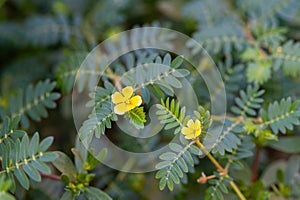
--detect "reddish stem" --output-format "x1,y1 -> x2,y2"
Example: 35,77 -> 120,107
251,146 -> 262,183
40,172 -> 61,181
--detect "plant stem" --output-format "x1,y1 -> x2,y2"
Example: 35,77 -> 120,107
40,172 -> 61,181
195,139 -> 224,172
251,145 -> 262,183
194,138 -> 246,200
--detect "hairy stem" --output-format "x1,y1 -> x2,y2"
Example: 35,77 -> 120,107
251,145 -> 262,183
194,138 -> 246,200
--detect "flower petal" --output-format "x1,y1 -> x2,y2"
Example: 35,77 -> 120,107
130,95 -> 142,107
195,119 -> 201,130
195,130 -> 201,137
181,127 -> 192,136
187,119 -> 195,128
121,86 -> 133,100
112,92 -> 126,104
184,134 -> 195,139
114,103 -> 128,115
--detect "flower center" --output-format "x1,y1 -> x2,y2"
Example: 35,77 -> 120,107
192,127 -> 200,135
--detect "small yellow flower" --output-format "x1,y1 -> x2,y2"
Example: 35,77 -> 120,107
111,86 -> 142,115
181,119 -> 201,139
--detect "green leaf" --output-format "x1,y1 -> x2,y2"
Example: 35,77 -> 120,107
84,148 -> 107,171
149,84 -> 165,100
261,160 -> 286,187
29,132 -> 39,156
169,143 -> 183,152
155,141 -> 199,191
177,157 -> 188,173
172,69 -> 190,77
246,61 -> 272,84
270,136 -> 300,153
159,152 -> 177,161
0,192 -> 15,200
205,120 -> 242,155
6,79 -> 60,128
79,83 -> 117,141
14,168 -> 29,190
155,161 -> 172,169
156,98 -> 187,134
171,55 -> 184,69
285,155 -> 300,184
260,98 -> 300,134
128,107 -> 146,129
231,84 -> 265,116
192,22 -> 247,55
273,40 -> 300,78
31,160 -> 51,174
60,191 -> 74,200
23,164 -> 41,182
167,177 -> 174,191
164,75 -> 182,88
38,136 -> 54,152
84,187 -> 112,200
52,152 -> 76,179
159,177 -> 167,190
20,135 -> 29,161
39,152 -> 58,162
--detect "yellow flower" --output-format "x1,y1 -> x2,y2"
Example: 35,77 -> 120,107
111,86 -> 142,115
181,119 -> 201,139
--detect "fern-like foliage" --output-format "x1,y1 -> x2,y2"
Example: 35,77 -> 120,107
224,135 -> 254,170
0,79 -> 60,128
0,116 -> 25,149
86,0 -> 128,36
273,40 -> 300,77
0,56 -> 51,92
231,84 -> 265,117
204,120 -> 242,155
260,97 -> 300,134
24,14 -> 71,47
56,50 -> 88,93
127,107 -> 146,129
190,22 -> 247,55
241,47 -> 273,84
182,0 -> 239,30
155,140 -> 201,191
155,99 -> 212,190
217,58 -> 245,102
120,54 -> 189,99
236,0 -> 297,25
205,172 -> 233,200
79,81 -> 117,144
247,61 -> 272,85
193,106 -> 211,131
56,25 -> 177,93
0,132 -> 57,191
1,13 -> 74,48
156,98 -> 188,135
243,40 -> 300,84
79,54 -> 189,143
251,24 -> 286,49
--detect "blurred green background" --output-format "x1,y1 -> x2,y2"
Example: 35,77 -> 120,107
1,0 -> 300,199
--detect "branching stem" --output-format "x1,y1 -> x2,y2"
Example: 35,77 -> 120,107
194,138 -> 246,200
